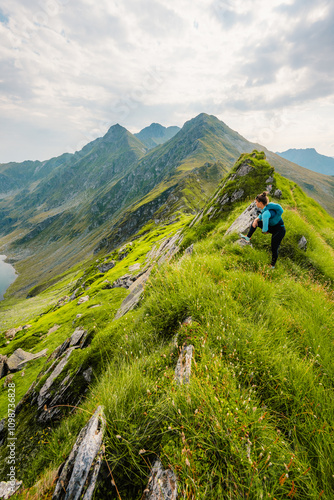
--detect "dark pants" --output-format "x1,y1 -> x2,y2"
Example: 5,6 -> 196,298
247,220 -> 286,266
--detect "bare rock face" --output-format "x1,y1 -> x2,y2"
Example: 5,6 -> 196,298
114,268 -> 152,320
52,406 -> 105,500
6,348 -> 47,373
0,480 -> 22,499
175,345 -> 194,385
143,459 -> 177,500
108,274 -> 137,289
225,202 -> 259,236
97,260 -> 116,273
298,236 -> 307,250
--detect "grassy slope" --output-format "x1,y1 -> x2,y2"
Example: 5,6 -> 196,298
0,166 -> 332,499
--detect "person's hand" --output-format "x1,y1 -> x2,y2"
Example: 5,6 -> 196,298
252,219 -> 258,228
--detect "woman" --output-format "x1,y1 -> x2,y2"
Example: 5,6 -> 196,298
241,192 -> 286,269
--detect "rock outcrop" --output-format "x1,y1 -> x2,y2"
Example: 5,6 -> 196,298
6,348 -> 47,373
298,236 -> 307,250
175,345 -> 194,385
52,406 -> 105,500
225,202 -> 259,236
143,459 -> 177,500
0,480 -> 22,499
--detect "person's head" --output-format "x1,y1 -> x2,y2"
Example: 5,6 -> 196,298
255,191 -> 269,209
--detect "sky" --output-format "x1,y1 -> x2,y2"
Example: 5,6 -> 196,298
0,0 -> 334,163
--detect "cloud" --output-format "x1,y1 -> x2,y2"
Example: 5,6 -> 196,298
0,0 -> 334,161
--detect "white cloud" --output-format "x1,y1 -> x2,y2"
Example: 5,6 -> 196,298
0,0 -> 334,161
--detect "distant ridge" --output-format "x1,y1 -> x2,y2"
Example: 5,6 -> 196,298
135,123 -> 180,149
277,148 -> 334,176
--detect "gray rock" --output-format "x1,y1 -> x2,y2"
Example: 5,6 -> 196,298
7,348 -> 47,372
107,274 -> 136,289
0,356 -> 8,380
83,367 -> 93,383
184,244 -> 194,256
175,345 -> 194,385
48,338 -> 71,362
70,328 -> 87,347
37,347 -> 75,408
274,189 -> 282,199
225,202 -> 259,236
70,288 -> 80,301
265,176 -> 274,184
235,238 -> 253,248
218,193 -> 230,206
97,260 -> 116,273
114,268 -> 152,320
77,295 -> 89,305
52,406 -> 105,500
230,189 -> 244,203
298,236 -> 307,250
143,459 -> 177,500
0,480 -> 22,499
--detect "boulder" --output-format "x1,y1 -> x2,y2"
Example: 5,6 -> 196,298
0,480 -> 22,499
97,260 -> 116,273
0,355 -> 8,380
69,328 -> 88,347
77,295 -> 89,305
143,459 -> 177,500
175,345 -> 194,385
52,406 -> 105,500
298,236 -> 307,250
6,348 -> 47,372
274,189 -> 282,199
225,202 -> 259,236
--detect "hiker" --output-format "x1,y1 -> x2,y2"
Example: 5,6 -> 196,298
241,192 -> 286,269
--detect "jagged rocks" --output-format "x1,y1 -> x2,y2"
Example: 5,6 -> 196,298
6,348 -> 47,373
298,236 -> 307,250
114,268 -> 152,320
225,202 -> 259,236
107,274 -> 136,289
0,480 -> 22,499
175,345 -> 194,385
52,406 -> 105,500
97,260 -> 116,273
184,244 -> 194,257
143,459 -> 177,500
230,189 -> 244,203
37,348 -> 76,409
274,189 -> 282,199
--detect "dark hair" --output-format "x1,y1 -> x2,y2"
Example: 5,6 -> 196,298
256,191 -> 269,205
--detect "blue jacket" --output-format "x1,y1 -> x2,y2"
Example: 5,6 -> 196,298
258,202 -> 284,232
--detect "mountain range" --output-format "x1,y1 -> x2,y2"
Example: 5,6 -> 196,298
1,113 -> 334,297
277,148 -> 334,176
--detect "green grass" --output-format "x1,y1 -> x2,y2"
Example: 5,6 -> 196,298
2,171 -> 334,499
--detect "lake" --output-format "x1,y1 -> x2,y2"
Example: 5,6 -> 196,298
0,255 -> 17,301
